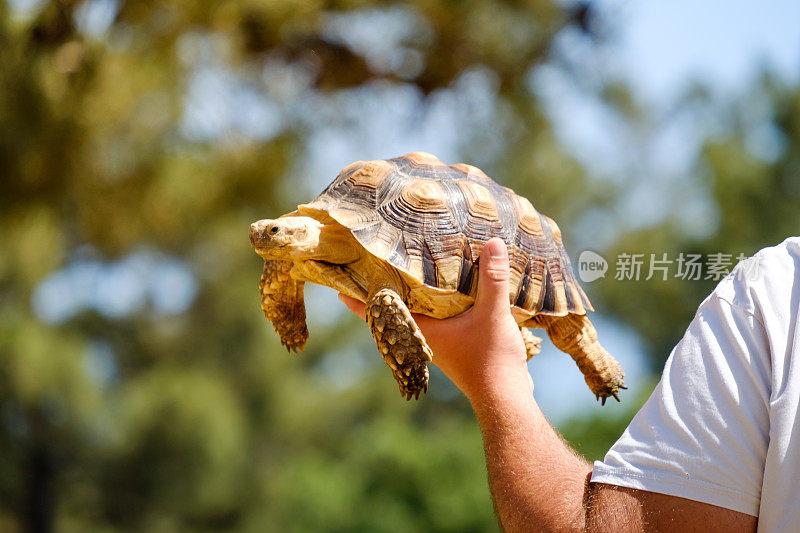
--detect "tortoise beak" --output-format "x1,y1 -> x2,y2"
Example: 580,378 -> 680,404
249,219 -> 276,251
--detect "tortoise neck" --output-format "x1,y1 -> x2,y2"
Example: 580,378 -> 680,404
300,223 -> 361,264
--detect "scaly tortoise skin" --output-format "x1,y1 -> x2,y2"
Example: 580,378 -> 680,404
249,152 -> 626,402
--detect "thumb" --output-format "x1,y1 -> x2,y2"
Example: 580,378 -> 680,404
474,238 -> 512,317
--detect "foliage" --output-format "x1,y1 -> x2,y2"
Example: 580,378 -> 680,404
593,76 -> 800,367
2,0 -> 796,530
0,0 -> 599,531
559,379 -> 657,462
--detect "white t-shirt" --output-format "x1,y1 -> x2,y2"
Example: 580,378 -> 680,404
591,237 -> 800,532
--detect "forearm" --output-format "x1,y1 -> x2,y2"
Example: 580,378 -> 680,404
468,367 -> 591,532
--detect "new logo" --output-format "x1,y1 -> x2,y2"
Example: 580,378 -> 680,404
577,250 -> 608,283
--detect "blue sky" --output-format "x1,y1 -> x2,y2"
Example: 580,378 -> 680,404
610,0 -> 800,104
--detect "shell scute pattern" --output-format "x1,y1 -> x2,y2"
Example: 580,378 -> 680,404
304,152 -> 590,317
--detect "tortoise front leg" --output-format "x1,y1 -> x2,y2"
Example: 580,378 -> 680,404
259,260 -> 308,352
365,288 -> 433,400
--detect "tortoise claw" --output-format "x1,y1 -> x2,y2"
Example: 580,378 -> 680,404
601,397 -> 607,406
612,392 -> 620,402
283,341 -> 305,353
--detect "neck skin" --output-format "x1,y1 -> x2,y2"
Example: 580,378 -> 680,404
304,224 -> 362,265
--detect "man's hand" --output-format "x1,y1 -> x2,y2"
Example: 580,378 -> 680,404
338,238 -> 530,401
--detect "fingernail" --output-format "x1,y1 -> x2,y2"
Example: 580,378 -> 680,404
486,239 -> 507,259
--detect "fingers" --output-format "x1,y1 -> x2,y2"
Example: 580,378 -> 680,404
339,239 -> 512,327
474,238 -> 512,318
338,293 -> 366,320
340,292 -> 454,337
410,311 -> 451,342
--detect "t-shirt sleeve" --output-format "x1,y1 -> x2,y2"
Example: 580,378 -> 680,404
590,289 -> 772,516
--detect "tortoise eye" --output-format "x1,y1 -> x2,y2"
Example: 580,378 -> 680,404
269,226 -> 279,235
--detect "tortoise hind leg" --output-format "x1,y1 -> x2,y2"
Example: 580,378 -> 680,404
520,327 -> 542,360
365,288 -> 433,400
533,314 -> 626,404
259,260 -> 308,352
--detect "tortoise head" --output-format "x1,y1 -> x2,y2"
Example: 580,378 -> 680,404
250,216 -> 323,260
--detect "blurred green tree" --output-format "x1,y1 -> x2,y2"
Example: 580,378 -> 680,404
0,1 -> 609,531
4,0 -> 796,530
593,75 -> 800,369
562,76 -> 800,465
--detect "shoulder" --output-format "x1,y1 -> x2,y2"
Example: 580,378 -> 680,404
712,237 -> 800,332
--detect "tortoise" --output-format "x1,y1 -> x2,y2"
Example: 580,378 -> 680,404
249,152 -> 625,402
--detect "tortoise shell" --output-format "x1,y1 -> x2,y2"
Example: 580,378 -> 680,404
298,151 -> 591,318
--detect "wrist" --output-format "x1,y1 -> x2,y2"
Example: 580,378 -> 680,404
463,362 -> 533,411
